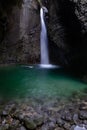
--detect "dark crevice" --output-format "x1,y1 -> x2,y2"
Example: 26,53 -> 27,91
49,39 -> 68,66
54,0 -> 82,48
50,0 -> 87,73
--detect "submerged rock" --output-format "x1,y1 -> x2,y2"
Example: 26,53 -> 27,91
17,126 -> 27,130
20,126 -> 27,130
0,124 -> 9,130
63,122 -> 71,130
0,98 -> 87,130
79,111 -> 87,120
2,103 -> 16,116
57,118 -> 65,127
74,125 -> 87,130
73,114 -> 79,124
24,117 -> 37,129
9,119 -> 20,130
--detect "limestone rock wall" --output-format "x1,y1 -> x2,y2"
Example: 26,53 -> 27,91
0,0 -> 40,64
47,0 -> 87,71
0,0 -> 87,72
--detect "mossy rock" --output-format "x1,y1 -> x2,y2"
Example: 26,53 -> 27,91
24,118 -> 36,130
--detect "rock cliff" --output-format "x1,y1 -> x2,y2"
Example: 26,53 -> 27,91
0,0 -> 40,64
0,0 -> 87,72
48,0 -> 87,73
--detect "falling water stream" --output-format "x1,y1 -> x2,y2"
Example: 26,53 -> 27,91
40,7 -> 49,65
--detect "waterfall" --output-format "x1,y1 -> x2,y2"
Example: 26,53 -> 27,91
40,7 -> 49,64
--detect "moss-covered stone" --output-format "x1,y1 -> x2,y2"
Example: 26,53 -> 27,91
24,117 -> 36,129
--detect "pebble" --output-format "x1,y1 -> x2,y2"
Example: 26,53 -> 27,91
48,121 -> 56,129
74,125 -> 87,130
24,117 -> 36,129
19,126 -> 27,130
73,114 -> 79,124
0,98 -> 87,130
57,118 -> 65,127
79,111 -> 87,120
63,122 -> 71,130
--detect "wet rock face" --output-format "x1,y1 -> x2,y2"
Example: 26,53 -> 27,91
47,0 -> 67,65
47,0 -> 87,70
0,0 -> 40,64
71,0 -> 87,32
0,0 -> 87,69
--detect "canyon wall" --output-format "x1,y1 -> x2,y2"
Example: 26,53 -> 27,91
0,0 -> 40,64
0,0 -> 87,72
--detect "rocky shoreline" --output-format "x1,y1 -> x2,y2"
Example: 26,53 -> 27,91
0,97 -> 87,130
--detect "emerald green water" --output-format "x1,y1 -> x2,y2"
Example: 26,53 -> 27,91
0,66 -> 87,100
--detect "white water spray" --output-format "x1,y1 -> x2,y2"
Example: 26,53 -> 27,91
40,7 -> 49,64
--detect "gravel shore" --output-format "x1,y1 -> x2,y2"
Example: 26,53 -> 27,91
0,96 -> 87,130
